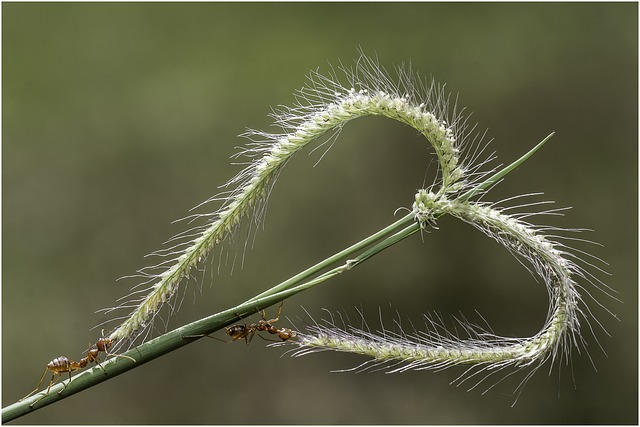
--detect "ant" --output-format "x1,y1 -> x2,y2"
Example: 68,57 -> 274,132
91,335 -> 136,368
21,335 -> 135,407
186,302 -> 297,344
226,303 -> 298,344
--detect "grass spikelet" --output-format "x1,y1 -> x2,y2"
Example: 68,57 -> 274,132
286,188 -> 614,402
103,53 -> 476,347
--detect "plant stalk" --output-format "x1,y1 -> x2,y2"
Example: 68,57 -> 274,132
3,133 -> 552,422
2,213 -> 416,423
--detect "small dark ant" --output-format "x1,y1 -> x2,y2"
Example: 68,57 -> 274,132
21,335 -> 135,407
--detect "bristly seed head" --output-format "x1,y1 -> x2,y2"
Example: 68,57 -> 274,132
97,53 -> 614,404
100,52 -> 479,348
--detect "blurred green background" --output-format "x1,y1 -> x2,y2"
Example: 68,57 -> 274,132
3,3 -> 637,424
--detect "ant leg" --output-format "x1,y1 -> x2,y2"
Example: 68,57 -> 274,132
266,302 -> 284,324
106,352 -> 136,363
29,374 -> 59,408
57,371 -> 73,395
93,358 -> 108,375
245,330 -> 256,345
183,333 -> 229,343
20,367 -> 49,401
102,342 -> 136,363
96,336 -> 136,363
87,347 -> 108,374
253,333 -> 279,343
205,334 -> 230,343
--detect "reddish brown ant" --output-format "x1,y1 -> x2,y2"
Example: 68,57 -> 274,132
92,335 -> 136,366
226,303 -> 298,344
21,335 -> 135,407
185,302 -> 297,344
20,356 -> 88,407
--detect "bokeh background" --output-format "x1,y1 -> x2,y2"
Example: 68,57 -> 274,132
3,3 -> 637,424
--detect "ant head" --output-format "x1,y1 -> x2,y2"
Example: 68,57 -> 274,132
96,337 -> 112,352
278,329 -> 297,341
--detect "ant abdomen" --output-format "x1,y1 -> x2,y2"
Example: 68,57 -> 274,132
48,357 -> 82,373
